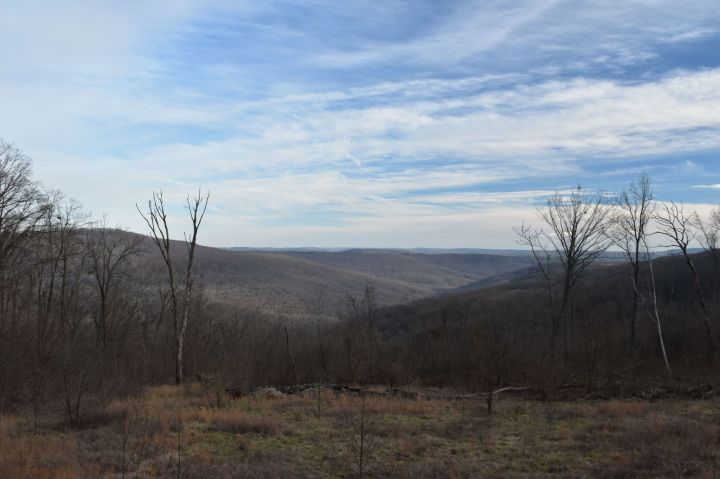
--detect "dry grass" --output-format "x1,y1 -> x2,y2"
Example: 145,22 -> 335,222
194,407 -> 281,435
597,399 -> 648,416
0,415 -> 89,478
0,385 -> 718,478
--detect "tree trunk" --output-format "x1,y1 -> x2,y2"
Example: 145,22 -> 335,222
686,257 -> 715,364
644,246 -> 672,379
175,335 -> 184,385
284,326 -> 299,385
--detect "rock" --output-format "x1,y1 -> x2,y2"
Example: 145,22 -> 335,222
252,387 -> 285,399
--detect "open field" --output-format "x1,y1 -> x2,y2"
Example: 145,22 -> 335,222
1,384 -> 718,478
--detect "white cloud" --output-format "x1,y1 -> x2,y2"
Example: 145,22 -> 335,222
19,67 -> 720,247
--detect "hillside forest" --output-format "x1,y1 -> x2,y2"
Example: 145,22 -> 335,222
0,139 -> 719,426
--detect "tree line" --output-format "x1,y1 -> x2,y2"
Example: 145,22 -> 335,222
0,139 -> 718,426
379,174 -> 720,394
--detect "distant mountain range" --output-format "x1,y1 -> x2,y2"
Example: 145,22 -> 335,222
193,247 -> 534,314
190,245 -> 697,313
114,233 -> 700,318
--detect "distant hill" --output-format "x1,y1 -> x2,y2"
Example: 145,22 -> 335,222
191,248 -> 534,314
110,235 -> 535,316
373,250 -> 719,338
109,232 -> 701,319
190,246 -> 449,314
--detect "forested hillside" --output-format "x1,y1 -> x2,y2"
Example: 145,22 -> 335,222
1,140 -> 719,433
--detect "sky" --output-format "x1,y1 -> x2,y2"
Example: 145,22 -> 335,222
1,0 -> 720,248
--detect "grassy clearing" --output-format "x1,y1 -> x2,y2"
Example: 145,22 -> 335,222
0,384 -> 718,478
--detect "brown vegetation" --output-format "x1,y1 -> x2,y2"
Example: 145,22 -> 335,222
1,384 -> 719,478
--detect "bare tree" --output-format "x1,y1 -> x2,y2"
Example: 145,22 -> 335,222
138,190 -> 209,384
343,285 -> 378,384
85,218 -> 141,349
349,387 -> 378,478
655,202 -> 715,364
611,173 -> 654,355
33,192 -> 81,360
640,237 -> 672,379
693,207 -> 720,304
0,141 -> 49,328
30,192 -> 86,428
516,186 -> 611,361
472,317 -> 510,414
515,224 -> 559,349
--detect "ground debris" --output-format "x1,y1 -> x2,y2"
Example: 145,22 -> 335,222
635,383 -> 715,400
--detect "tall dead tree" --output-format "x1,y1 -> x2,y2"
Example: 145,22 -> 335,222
611,173 -> 654,355
138,190 -> 209,384
610,175 -> 671,377
516,186 -> 611,361
655,202 -> 715,364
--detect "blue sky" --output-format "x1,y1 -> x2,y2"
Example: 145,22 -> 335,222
2,0 -> 720,247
